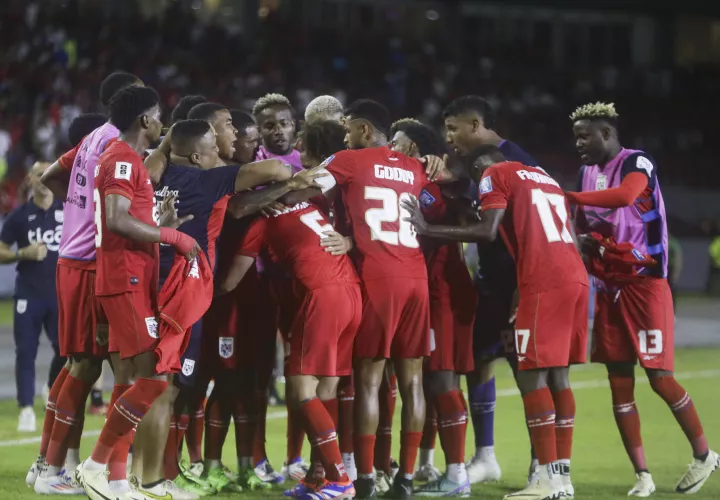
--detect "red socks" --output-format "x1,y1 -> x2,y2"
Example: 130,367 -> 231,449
552,388 -> 576,461
399,432 -> 423,477
355,434 -> 376,477
522,387 -> 557,465
420,403 -> 437,451
287,404 -> 305,463
337,376 -> 354,455
185,397 -> 205,464
39,367 -> 69,456
374,373 -> 397,474
609,376 -> 647,471
234,395 -> 253,462
204,391 -> 231,461
299,398 -> 348,482
107,384 -> 133,481
649,376 -> 709,458
91,378 -> 168,464
163,414 -> 189,479
436,390 -> 468,465
46,375 -> 93,467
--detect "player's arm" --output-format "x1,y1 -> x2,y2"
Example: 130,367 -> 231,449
41,150 -> 74,200
144,131 -> 172,185
403,197 -> 505,242
217,255 -> 256,295
0,213 -> 48,263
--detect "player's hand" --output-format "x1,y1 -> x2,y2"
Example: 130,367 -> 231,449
401,196 -> 429,235
157,124 -> 174,154
185,241 -> 202,262
421,154 -> 453,182
18,243 -> 48,261
158,194 -> 194,229
287,165 -> 328,190
321,231 -> 353,255
160,228 -> 199,261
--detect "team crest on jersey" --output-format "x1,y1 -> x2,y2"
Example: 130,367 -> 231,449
16,299 -> 27,315
218,337 -> 234,359
145,317 -> 159,339
418,189 -> 436,209
182,359 -> 195,376
596,174 -> 607,191
319,155 -> 335,168
480,177 -> 493,195
115,161 -> 132,180
631,249 -> 644,261
54,210 -> 64,223
636,156 -> 653,176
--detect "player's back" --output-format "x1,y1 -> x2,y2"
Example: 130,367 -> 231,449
483,162 -> 587,293
60,122 -> 119,261
324,147 -> 429,280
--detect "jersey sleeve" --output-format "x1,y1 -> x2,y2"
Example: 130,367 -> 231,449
317,150 -> 355,193
58,144 -> 80,171
0,209 -> 19,246
478,167 -> 509,211
102,156 -> 143,200
200,165 -> 242,201
418,183 -> 447,222
620,152 -> 657,190
236,217 -> 267,258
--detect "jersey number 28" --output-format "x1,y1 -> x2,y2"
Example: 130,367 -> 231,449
364,187 -> 418,248
531,189 -> 573,244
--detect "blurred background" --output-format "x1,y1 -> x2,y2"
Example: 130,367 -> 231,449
0,0 -> 719,296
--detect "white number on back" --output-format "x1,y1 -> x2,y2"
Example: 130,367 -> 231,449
514,329 -> 530,354
299,210 -> 334,239
531,189 -> 573,243
93,188 -> 102,247
364,187 -> 418,248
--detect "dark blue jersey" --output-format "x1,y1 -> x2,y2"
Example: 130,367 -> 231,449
154,164 -> 239,286
0,199 -> 64,299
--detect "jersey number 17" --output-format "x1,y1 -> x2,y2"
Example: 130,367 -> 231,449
531,188 -> 573,244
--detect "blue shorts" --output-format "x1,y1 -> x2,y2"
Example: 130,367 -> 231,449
175,319 -> 203,387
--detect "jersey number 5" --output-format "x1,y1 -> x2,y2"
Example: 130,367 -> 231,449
93,188 -> 102,247
531,189 -> 573,244
299,210 -> 333,239
364,187 -> 418,248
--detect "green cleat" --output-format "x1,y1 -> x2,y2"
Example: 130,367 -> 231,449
204,466 -> 243,493
238,466 -> 272,491
174,474 -> 217,497
414,474 -> 472,498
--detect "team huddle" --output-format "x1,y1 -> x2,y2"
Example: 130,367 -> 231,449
22,71 -> 719,500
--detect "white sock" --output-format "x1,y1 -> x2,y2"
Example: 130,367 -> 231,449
84,458 -> 106,471
342,453 -> 356,481
476,445 -> 495,460
65,448 -> 80,471
206,459 -> 222,470
109,479 -> 129,494
419,448 -> 434,466
447,463 -> 467,484
42,464 -> 62,478
237,456 -> 252,469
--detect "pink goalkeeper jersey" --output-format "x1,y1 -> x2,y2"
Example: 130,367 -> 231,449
255,145 -> 303,174
59,122 -> 119,261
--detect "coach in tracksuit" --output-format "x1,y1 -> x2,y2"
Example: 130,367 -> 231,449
0,161 -> 65,432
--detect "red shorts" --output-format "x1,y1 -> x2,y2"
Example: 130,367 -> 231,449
426,277 -> 476,373
56,260 -> 107,358
355,278 -> 431,359
286,283 -> 362,377
99,292 -> 158,360
514,282 -> 589,370
591,279 -> 674,371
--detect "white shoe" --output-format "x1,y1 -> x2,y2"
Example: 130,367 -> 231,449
26,456 -> 45,487
281,458 -> 310,481
466,448 -> 502,484
375,470 -> 392,494
675,449 -> 720,494
34,473 -> 85,495
159,479 -> 200,500
75,460 -> 115,500
415,463 -> 442,482
628,472 -> 656,497
527,458 -> 540,488
504,463 -> 563,500
187,461 -> 204,478
18,406 -> 36,432
254,459 -> 285,484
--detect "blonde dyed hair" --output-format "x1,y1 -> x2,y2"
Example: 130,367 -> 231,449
570,102 -> 619,122
252,93 -> 292,116
304,95 -> 343,123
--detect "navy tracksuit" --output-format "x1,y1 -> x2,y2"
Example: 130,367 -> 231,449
0,199 -> 65,407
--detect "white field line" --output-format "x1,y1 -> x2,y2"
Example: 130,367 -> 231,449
1,369 -> 718,448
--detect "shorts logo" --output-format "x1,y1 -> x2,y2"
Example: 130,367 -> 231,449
145,317 -> 159,339
181,359 -> 195,376
16,299 -> 27,314
480,177 -> 493,195
115,161 -> 132,180
55,210 -> 64,223
219,337 -> 234,359
418,189 -> 436,209
595,174 -> 607,191
429,328 -> 436,352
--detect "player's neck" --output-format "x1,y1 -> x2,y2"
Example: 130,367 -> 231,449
119,130 -> 150,156
478,131 -> 503,147
264,143 -> 293,157
32,192 -> 53,210
600,143 -> 623,167
168,154 -> 197,168
369,136 -> 387,148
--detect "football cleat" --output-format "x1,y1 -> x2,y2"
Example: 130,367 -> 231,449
354,476 -> 377,499
298,479 -> 355,499
33,473 -> 86,495
255,459 -> 285,484
415,464 -> 442,483
238,466 -> 271,491
414,474 -> 471,497
26,456 -> 45,487
18,406 -> 37,432
385,475 -> 413,498
466,449 -> 502,484
628,472 -> 655,497
75,460 -> 116,500
282,458 -> 311,482
674,449 -> 719,494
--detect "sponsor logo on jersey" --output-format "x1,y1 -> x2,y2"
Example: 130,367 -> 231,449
145,317 -> 159,339
219,337 -> 234,358
114,161 -> 132,180
76,172 -> 86,187
182,359 -> 195,376
636,156 -> 653,176
28,214 -> 37,221
16,299 -> 27,314
55,210 -> 64,223
67,193 -> 87,209
374,164 -> 415,185
28,227 -> 62,252
480,177 -> 493,194
516,169 -> 560,188
418,189 -> 436,208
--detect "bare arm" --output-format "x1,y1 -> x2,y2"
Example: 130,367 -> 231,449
105,194 -> 164,242
41,161 -> 71,200
218,254 -> 256,294
0,241 -> 48,264
403,197 -> 505,243
144,134 -> 172,185
233,159 -> 292,192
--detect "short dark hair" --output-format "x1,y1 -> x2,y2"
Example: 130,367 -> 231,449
187,102 -> 228,122
170,95 -> 208,125
469,144 -> 505,164
100,72 -> 140,107
442,95 -> 496,129
68,113 -> 107,147
302,120 -> 347,162
109,86 -> 160,133
229,109 -> 256,135
390,119 -> 446,157
170,120 -> 212,155
344,99 -> 391,138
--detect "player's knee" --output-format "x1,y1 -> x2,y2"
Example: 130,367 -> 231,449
515,369 -> 547,395
605,362 -> 635,378
317,376 -> 340,401
474,359 -> 496,383
547,367 -> 571,392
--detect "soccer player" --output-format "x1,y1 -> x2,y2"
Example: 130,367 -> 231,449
170,95 -> 208,125
75,86 -> 200,500
219,121 -> 362,500
299,99 -> 442,498
443,95 -> 540,484
304,95 -> 344,124
253,93 -> 303,170
31,72 -> 142,495
403,145 -> 589,500
390,119 -> 474,496
230,109 -> 261,164
567,102 -> 719,496
0,161 -> 64,432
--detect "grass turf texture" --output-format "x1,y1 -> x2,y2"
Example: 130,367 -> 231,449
0,348 -> 717,499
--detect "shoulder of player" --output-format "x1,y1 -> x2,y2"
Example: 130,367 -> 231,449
621,151 -> 657,177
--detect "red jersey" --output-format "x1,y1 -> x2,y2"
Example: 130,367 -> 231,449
479,161 -> 587,294
320,147 -> 430,280
94,140 -> 159,296
206,195 -> 230,270
237,202 -> 359,291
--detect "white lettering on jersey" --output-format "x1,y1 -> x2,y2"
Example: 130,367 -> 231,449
374,164 -> 415,185
187,258 -> 200,279
27,227 -> 63,252
114,161 -> 132,180
636,156 -> 654,176
155,186 -> 180,198
516,169 -> 560,188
